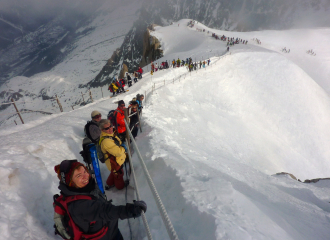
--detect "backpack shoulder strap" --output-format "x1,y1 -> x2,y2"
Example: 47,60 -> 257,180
101,136 -> 121,147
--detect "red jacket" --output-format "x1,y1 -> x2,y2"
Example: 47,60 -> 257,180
115,108 -> 126,134
137,67 -> 143,74
120,79 -> 125,87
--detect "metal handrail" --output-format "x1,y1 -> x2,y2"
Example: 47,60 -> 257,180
124,119 -> 179,240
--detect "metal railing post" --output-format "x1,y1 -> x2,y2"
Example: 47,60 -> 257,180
81,92 -> 85,104
11,98 -> 24,124
55,95 -> 63,112
89,89 -> 94,102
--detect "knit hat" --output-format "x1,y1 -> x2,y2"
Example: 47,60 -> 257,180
54,160 -> 88,187
118,100 -> 125,106
91,110 -> 101,118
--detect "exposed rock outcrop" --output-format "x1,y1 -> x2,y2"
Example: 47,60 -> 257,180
140,25 -> 163,67
304,178 -> 330,183
274,172 -> 330,184
119,64 -> 128,79
274,172 -> 298,180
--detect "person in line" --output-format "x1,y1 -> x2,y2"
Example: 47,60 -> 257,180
111,81 -> 118,96
115,79 -> 125,93
126,73 -> 132,87
54,160 -> 147,240
133,71 -> 138,83
136,95 -> 144,115
129,101 -> 139,139
115,100 -> 127,142
151,62 -> 155,73
176,58 -> 181,67
85,111 -> 102,143
137,67 -> 143,79
99,119 -> 128,190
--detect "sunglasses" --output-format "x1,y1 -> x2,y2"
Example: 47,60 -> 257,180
120,104 -> 125,107
93,114 -> 101,119
103,126 -> 113,130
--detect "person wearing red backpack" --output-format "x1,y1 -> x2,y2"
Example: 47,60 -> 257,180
54,160 -> 147,240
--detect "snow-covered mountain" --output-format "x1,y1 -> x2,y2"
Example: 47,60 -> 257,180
0,0 -> 329,126
1,19 -> 330,240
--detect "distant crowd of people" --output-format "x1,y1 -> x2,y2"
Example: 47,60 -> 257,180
282,47 -> 290,53
307,49 -> 316,56
108,67 -> 144,96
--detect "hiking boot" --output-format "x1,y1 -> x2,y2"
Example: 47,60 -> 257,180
105,184 -> 115,190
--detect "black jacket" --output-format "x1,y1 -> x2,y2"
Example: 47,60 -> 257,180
129,111 -> 139,130
58,181 -> 139,240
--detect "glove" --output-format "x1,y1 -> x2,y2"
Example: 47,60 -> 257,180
126,200 -> 147,218
134,200 -> 147,213
121,143 -> 128,152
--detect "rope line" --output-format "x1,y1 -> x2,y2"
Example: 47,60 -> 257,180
125,121 -> 153,240
125,119 -> 179,240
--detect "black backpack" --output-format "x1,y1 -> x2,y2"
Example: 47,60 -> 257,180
84,121 -> 99,143
107,110 -> 119,129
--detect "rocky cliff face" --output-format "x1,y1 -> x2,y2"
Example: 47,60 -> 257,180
90,0 -> 329,85
140,25 -> 163,67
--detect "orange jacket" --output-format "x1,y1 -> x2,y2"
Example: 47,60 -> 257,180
115,108 -> 126,134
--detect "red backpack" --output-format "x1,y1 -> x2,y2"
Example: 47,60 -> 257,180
53,194 -> 108,240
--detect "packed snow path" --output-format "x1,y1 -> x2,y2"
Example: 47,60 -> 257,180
1,19 -> 330,239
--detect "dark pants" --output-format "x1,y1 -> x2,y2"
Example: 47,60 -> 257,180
106,169 -> 124,190
130,126 -> 138,139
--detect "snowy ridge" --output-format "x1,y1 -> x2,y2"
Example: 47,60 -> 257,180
1,19 -> 330,239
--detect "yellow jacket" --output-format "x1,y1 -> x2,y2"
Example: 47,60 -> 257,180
111,83 -> 118,91
99,132 -> 126,171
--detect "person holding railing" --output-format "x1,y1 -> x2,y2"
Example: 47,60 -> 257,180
129,101 -> 139,139
99,119 -> 128,190
54,159 -> 147,240
136,95 -> 144,115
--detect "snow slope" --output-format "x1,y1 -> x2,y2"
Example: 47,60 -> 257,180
1,19 -> 330,240
0,0 -> 142,126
